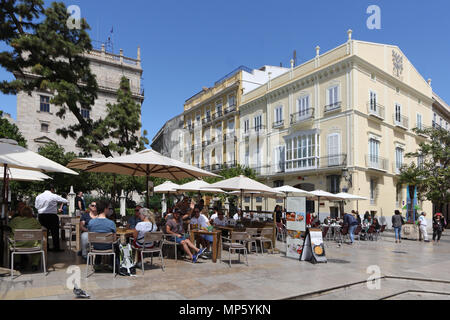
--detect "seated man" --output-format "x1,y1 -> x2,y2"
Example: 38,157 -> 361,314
190,206 -> 213,253
213,211 -> 228,227
8,206 -> 42,271
127,205 -> 142,229
87,201 -> 117,270
165,208 -> 205,263
209,207 -> 219,224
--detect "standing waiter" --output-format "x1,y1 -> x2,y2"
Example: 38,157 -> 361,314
35,185 -> 68,252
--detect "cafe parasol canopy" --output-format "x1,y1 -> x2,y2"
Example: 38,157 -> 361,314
67,149 -> 220,207
0,139 -> 78,218
273,185 -> 313,210
308,190 -> 344,217
154,181 -> 181,194
0,167 -> 52,182
177,179 -> 225,194
335,192 -> 368,213
208,175 -> 282,209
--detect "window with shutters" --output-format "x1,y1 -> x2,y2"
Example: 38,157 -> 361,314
395,147 -> 404,172
395,103 -> 402,123
40,96 -> 50,113
416,113 -> 423,130
274,146 -> 286,173
274,106 -> 283,125
297,95 -> 310,115
254,115 -> 262,132
327,175 -> 341,194
327,133 -> 341,166
370,178 -> 378,204
369,91 -> 377,112
327,85 -> 339,106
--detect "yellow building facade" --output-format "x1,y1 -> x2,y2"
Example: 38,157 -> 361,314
238,31 -> 449,225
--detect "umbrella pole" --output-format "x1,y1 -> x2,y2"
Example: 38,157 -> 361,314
1,164 -> 7,220
146,174 -> 150,209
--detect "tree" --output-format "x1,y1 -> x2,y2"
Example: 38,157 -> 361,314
0,1 -> 146,158
0,110 -> 27,147
399,126 -> 450,219
100,76 -> 148,155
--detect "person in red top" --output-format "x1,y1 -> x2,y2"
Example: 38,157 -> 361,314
306,213 -> 312,226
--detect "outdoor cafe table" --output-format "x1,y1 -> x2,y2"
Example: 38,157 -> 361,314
116,228 -> 134,244
189,229 -> 222,263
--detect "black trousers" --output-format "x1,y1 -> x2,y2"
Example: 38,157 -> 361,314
38,214 -> 61,250
433,229 -> 442,241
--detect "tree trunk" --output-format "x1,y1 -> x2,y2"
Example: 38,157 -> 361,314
409,186 -> 415,222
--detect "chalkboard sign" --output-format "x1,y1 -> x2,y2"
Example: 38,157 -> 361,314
300,228 -> 327,264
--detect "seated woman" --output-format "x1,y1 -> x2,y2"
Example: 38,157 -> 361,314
132,208 -> 158,248
8,206 -> 42,271
372,218 -> 381,231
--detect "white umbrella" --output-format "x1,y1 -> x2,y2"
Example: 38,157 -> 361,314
273,186 -> 313,211
67,149 -> 220,207
0,167 -> 52,182
154,181 -> 181,194
209,175 -> 282,209
0,139 -> 78,219
177,179 -> 225,194
335,192 -> 368,213
0,139 -> 78,175
308,190 -> 344,218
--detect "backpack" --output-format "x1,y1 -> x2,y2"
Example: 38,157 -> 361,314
118,243 -> 136,276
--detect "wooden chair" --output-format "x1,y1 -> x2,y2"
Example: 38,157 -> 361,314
9,229 -> 46,278
253,228 -> 274,254
86,233 -> 117,278
221,232 -> 249,267
133,232 -> 164,274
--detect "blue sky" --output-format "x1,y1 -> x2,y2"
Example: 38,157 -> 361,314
1,0 -> 449,145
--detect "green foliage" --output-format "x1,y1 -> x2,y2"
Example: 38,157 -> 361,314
0,1 -> 147,158
204,164 -> 257,184
400,126 -> 450,212
99,76 -> 149,155
0,110 -> 27,147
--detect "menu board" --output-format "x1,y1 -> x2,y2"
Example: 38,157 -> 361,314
300,228 -> 327,264
285,197 -> 306,259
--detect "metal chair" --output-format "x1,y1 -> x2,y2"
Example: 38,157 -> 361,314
133,232 -> 165,274
244,228 -> 259,254
162,234 -> 186,262
221,232 -> 249,267
62,217 -> 79,250
376,225 -> 386,241
367,225 -> 376,241
276,222 -> 287,242
353,225 -> 362,241
86,232 -> 117,278
9,229 -> 47,278
338,225 -> 349,243
253,228 -> 274,254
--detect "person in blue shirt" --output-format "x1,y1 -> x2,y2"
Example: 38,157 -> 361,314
87,201 -> 117,270
343,212 -> 359,244
127,205 -> 142,229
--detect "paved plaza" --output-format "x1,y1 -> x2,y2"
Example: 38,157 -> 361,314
1,232 -> 450,300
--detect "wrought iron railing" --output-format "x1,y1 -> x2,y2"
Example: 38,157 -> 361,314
324,101 -> 342,113
367,102 -> 385,120
290,108 -> 314,124
366,155 -> 389,171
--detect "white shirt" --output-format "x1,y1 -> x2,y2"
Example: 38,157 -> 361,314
210,213 -> 218,221
419,215 -> 428,227
35,190 -> 68,214
213,217 -> 228,226
191,214 -> 210,229
135,221 -> 157,247
233,213 -> 239,220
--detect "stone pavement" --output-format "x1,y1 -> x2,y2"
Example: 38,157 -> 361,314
1,233 -> 450,300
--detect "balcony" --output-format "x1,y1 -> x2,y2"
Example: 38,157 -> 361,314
223,161 -> 237,169
367,102 -> 385,120
366,155 -> 389,171
211,110 -> 223,121
393,114 -> 409,130
223,132 -> 236,141
253,125 -> 266,136
432,121 -> 444,130
224,104 -> 237,115
324,101 -> 342,113
211,163 -> 223,172
285,154 -> 347,173
290,108 -> 314,125
202,116 -> 212,126
273,120 -> 284,128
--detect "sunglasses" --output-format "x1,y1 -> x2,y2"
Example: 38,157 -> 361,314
90,204 -> 96,207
